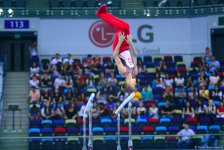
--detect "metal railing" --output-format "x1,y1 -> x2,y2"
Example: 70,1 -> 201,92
0,134 -> 223,150
0,5 -> 224,18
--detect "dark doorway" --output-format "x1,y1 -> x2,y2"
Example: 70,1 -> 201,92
211,28 -> 224,61
0,31 -> 37,71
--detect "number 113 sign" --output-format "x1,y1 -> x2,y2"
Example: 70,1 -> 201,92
4,20 -> 29,29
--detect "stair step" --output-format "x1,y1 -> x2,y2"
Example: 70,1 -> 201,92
1,72 -> 29,150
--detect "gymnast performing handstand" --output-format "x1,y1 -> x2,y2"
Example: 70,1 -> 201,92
96,4 -> 138,93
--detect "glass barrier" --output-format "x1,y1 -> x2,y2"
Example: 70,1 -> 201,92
0,5 -> 224,18
0,134 -> 223,150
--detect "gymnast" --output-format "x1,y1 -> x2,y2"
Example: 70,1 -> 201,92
96,4 -> 138,93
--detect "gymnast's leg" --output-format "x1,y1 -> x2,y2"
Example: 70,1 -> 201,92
96,4 -> 130,34
96,4 -> 130,52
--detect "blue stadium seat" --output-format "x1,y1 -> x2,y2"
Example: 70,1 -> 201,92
132,126 -> 142,135
53,119 -> 65,128
199,117 -> 211,125
174,55 -> 183,63
196,125 -> 208,134
145,62 -> 155,68
160,118 -> 171,126
29,120 -> 41,128
92,127 -> 104,135
105,127 -> 116,135
41,128 -> 53,136
41,120 -> 52,128
209,125 -> 221,133
29,128 -> 41,136
213,100 -> 220,106
100,118 -> 113,127
158,102 -> 166,108
168,126 -> 180,134
136,118 -> 147,127
155,126 -> 167,134
66,127 -> 79,135
152,87 -> 164,94
171,117 -> 182,126
80,127 -> 89,134
143,56 -> 152,63
153,95 -> 163,101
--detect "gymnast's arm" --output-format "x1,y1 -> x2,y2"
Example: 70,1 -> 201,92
127,35 -> 138,74
113,32 -> 126,75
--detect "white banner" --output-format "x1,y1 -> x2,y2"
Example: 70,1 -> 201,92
38,17 -> 209,55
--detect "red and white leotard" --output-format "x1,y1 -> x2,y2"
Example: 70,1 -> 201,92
96,4 -> 135,77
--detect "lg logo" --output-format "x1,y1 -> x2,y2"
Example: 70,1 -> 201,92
137,25 -> 154,43
89,20 -> 154,47
89,20 -> 115,48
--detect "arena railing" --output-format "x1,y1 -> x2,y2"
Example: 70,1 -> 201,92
41,53 -> 205,68
0,5 -> 224,18
0,134 -> 223,149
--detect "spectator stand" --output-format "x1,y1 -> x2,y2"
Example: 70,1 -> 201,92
26,53 -> 224,149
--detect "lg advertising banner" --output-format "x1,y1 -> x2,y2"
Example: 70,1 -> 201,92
38,17 -> 208,55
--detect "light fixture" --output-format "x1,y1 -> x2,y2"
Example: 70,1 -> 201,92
146,13 -> 150,17
200,8 -> 204,14
8,8 -> 13,14
107,1 -> 112,5
123,10 -> 126,15
0,8 -> 3,13
158,0 -> 167,7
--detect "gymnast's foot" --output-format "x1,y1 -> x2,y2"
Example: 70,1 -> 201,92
96,4 -> 108,16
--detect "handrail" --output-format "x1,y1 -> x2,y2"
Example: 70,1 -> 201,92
0,5 -> 224,18
0,58 -> 5,126
0,133 -> 223,140
40,53 -> 205,58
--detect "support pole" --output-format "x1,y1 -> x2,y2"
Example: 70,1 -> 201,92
115,93 -> 135,150
128,102 -> 133,150
82,117 -> 87,150
88,104 -> 93,150
117,113 -> 121,150
83,93 -> 95,150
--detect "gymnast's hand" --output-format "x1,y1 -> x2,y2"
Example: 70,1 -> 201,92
126,34 -> 133,45
118,32 -> 125,44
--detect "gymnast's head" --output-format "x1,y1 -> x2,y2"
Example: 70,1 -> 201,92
122,77 -> 137,93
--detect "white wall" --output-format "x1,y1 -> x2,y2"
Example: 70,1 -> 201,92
0,15 -> 223,56
190,17 -> 209,53
38,18 -> 201,55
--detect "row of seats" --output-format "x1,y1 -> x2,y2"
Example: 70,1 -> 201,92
49,0 -> 120,8
144,0 -> 224,7
28,135 -> 209,150
30,116 -> 224,128
0,0 -> 26,8
29,124 -> 221,136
